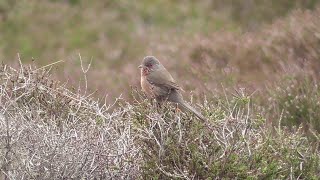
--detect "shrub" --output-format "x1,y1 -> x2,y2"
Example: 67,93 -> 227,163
0,61 -> 139,179
0,62 -> 319,179
132,89 -> 320,179
267,76 -> 320,133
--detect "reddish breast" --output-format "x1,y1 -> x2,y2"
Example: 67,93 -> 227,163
141,75 -> 154,98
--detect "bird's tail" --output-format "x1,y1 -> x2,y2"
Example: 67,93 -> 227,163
178,101 -> 207,122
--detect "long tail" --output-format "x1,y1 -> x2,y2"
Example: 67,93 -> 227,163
178,101 -> 207,122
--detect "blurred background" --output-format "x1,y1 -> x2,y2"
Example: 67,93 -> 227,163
0,0 -> 319,103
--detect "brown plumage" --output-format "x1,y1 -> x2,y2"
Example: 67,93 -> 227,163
139,56 -> 207,121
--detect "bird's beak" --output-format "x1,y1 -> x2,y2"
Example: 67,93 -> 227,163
138,65 -> 143,69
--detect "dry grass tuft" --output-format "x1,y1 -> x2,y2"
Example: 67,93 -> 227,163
0,60 -> 139,179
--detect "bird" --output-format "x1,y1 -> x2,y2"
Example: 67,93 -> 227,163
139,56 -> 207,121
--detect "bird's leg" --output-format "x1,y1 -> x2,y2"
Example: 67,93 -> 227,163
155,97 -> 163,109
156,102 -> 162,113
156,101 -> 162,109
174,103 -> 183,116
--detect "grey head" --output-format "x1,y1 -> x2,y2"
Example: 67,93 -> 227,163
139,56 -> 162,70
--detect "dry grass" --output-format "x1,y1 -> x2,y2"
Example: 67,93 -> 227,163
0,60 -> 319,179
0,60 -> 139,179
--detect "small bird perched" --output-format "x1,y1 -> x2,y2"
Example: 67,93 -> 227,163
139,56 -> 206,121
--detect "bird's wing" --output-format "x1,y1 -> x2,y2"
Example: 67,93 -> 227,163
146,68 -> 181,90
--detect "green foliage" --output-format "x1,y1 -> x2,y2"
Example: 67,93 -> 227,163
269,77 -> 320,132
1,0 -> 319,62
132,91 -> 320,179
214,0 -> 319,29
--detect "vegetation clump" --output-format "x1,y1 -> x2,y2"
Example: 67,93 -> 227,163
0,62 -> 318,179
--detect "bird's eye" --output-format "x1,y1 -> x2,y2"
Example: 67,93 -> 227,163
146,64 -> 152,67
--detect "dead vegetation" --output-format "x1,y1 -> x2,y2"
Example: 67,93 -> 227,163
0,60 -> 319,179
0,59 -> 139,179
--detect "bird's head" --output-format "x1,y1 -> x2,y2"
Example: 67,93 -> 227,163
138,56 -> 162,73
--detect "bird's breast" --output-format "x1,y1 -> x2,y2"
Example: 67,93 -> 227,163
141,76 -> 154,98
